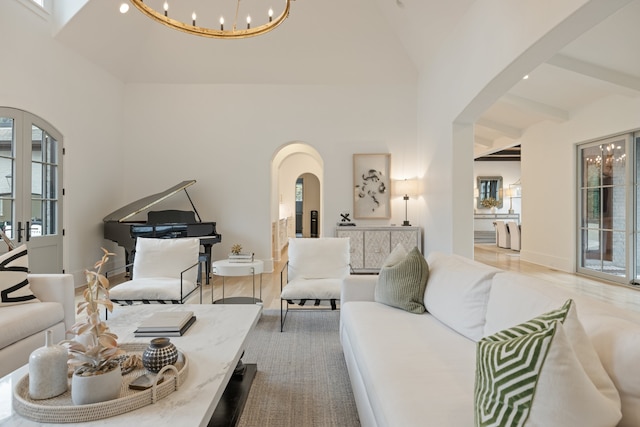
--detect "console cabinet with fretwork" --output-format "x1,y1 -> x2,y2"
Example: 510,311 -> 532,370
336,226 -> 421,273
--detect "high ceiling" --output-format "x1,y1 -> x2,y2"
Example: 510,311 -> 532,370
474,1 -> 640,158
52,0 -> 640,156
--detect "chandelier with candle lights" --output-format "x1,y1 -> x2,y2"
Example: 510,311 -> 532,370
128,0 -> 292,39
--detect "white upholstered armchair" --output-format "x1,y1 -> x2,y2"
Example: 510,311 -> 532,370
507,221 -> 521,251
495,220 -> 511,249
280,237 -> 350,331
109,237 -> 202,305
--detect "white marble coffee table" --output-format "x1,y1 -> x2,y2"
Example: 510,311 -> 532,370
0,303 -> 261,427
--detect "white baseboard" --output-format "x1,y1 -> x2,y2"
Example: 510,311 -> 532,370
520,249 -> 574,273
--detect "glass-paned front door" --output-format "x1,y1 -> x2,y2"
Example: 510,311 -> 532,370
31,124 -> 58,238
0,117 -> 15,242
0,108 -> 63,273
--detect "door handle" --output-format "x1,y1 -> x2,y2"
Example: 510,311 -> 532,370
17,221 -> 22,243
26,221 -> 30,242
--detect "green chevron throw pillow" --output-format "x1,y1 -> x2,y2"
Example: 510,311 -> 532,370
475,299 -> 621,427
375,246 -> 428,313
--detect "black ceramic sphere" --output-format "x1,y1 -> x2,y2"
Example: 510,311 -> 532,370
142,337 -> 178,373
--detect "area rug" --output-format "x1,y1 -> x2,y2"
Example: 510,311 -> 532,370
237,309 -> 361,427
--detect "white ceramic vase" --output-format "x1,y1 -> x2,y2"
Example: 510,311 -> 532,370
28,330 -> 68,399
71,364 -> 122,405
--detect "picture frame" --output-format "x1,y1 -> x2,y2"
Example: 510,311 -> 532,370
353,153 -> 391,219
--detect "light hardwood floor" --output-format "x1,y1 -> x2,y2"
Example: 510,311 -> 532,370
102,256 -> 289,310
474,244 -> 640,314
97,244 -> 640,314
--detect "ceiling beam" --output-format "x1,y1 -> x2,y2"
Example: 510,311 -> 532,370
474,136 -> 494,147
501,93 -> 569,122
547,54 -> 640,92
475,118 -> 522,139
475,145 -> 521,162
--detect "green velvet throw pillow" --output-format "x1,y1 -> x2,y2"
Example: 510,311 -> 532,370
374,246 -> 428,313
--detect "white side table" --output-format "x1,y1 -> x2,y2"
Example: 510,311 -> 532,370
211,259 -> 264,304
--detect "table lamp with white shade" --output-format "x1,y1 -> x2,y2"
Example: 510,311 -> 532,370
394,178 -> 419,226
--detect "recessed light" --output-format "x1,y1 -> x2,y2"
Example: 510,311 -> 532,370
522,75 -> 529,80
119,3 -> 130,14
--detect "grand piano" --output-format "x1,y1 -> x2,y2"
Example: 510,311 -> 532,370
103,180 -> 221,282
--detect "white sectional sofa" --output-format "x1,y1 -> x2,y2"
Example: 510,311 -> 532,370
340,252 -> 640,427
0,274 -> 75,377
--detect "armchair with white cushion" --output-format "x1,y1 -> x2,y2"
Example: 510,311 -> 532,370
507,221 -> 521,251
280,237 -> 350,331
109,237 -> 202,305
495,220 -> 510,249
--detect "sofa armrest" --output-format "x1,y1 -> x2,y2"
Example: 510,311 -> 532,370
341,274 -> 377,306
28,274 -> 75,333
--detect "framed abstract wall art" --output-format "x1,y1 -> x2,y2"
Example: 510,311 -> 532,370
353,153 -> 391,219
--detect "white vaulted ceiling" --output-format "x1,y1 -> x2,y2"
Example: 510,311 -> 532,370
51,0 -> 640,155
52,0 -> 420,85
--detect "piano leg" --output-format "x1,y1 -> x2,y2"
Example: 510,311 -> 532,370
125,250 -> 132,277
201,244 -> 212,284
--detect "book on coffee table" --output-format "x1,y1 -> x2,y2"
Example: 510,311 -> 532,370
134,311 -> 196,337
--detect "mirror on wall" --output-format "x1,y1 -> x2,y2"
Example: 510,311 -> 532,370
477,176 -> 503,209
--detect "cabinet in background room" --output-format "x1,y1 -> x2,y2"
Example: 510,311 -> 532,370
336,226 -> 421,273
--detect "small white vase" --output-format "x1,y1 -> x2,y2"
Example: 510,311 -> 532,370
71,364 -> 122,405
28,330 -> 68,400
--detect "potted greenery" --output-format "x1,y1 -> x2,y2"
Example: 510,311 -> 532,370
481,197 -> 500,213
62,248 -> 125,405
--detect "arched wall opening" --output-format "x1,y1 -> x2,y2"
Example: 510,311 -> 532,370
271,142 -> 323,261
446,0 -> 634,261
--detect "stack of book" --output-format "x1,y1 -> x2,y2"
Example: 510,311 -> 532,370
134,311 -> 196,337
228,252 -> 254,263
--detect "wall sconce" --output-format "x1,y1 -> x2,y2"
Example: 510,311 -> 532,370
394,178 -> 419,226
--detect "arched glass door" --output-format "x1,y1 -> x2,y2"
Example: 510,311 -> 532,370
0,108 -> 63,273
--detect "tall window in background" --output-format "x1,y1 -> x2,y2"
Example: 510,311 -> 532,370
577,134 -> 631,284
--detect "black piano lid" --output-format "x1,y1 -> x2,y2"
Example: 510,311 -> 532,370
103,180 -> 196,223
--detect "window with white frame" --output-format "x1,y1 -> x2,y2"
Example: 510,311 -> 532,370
577,132 -> 640,287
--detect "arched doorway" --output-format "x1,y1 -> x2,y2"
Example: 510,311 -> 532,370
271,143 -> 323,260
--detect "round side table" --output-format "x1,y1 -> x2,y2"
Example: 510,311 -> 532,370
211,259 -> 264,304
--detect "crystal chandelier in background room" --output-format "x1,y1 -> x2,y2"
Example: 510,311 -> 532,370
122,0 -> 292,39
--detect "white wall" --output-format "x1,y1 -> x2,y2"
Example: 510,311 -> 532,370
0,0 -> 125,283
521,94 -> 640,272
7,0 -> 634,281
417,0 -> 632,258
123,83 -> 418,269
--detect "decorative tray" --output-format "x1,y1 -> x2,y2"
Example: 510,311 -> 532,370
12,343 -> 188,423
